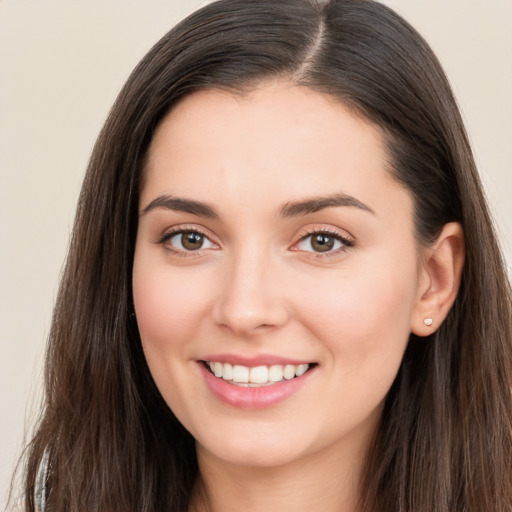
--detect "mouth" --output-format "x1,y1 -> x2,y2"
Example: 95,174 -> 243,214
202,361 -> 316,387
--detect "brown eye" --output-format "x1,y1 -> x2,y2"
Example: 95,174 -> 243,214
165,230 -> 216,252
296,231 -> 350,254
181,231 -> 204,250
310,234 -> 335,252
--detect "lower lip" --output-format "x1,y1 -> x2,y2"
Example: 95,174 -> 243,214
199,363 -> 315,409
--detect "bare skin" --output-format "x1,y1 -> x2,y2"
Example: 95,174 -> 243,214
133,81 -> 464,512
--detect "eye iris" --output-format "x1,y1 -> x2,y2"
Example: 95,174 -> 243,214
181,232 -> 203,250
311,234 -> 335,252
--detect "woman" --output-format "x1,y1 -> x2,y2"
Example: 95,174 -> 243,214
22,0 -> 512,511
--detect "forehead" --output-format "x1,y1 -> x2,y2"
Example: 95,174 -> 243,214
142,82 -> 411,223
149,83 -> 382,161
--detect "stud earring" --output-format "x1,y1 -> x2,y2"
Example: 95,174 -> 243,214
424,318 -> 433,327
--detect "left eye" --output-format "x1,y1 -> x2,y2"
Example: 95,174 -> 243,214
296,233 -> 346,253
167,231 -> 216,251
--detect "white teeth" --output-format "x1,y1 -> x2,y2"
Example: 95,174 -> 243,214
206,361 -> 311,385
268,365 -> 283,382
233,365 -> 249,383
296,364 -> 308,377
222,363 -> 233,381
249,365 -> 269,384
213,361 -> 223,378
283,365 -> 296,380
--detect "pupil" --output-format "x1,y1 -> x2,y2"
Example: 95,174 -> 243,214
312,234 -> 334,252
182,232 -> 203,250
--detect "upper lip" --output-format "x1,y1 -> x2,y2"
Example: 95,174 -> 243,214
199,353 -> 314,366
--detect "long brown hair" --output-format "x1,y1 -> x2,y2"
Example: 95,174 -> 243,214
20,0 -> 512,511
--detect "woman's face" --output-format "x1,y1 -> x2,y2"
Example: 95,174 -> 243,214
133,82 -> 426,469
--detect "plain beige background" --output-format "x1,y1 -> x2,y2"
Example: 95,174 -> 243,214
1,1 -> 511,507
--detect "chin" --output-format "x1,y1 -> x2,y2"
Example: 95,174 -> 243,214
192,418 -> 319,469
199,440 -> 305,469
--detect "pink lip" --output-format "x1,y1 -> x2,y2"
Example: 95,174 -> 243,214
201,353 -> 311,366
198,361 -> 316,410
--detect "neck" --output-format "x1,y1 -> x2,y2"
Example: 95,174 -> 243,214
189,436 -> 369,512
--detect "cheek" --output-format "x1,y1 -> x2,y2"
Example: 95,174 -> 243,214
132,259 -> 213,349
297,255 -> 418,367
296,262 -> 417,432
132,255 -> 213,413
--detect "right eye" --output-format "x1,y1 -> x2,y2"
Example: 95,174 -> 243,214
163,230 -> 217,253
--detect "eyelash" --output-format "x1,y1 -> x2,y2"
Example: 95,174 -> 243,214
293,228 -> 354,257
157,225 -> 217,257
157,226 -> 354,257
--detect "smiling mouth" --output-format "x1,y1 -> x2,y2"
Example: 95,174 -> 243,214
203,361 -> 316,387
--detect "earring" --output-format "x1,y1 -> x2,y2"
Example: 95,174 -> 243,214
423,318 -> 433,327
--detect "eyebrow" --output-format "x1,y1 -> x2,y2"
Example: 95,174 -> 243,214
141,192 -> 375,219
278,193 -> 375,217
141,195 -> 219,218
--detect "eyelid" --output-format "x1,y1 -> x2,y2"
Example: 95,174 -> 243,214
157,224 -> 220,252
155,223 -> 353,257
290,225 -> 354,255
158,223 -> 202,239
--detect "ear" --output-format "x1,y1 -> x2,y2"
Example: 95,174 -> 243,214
411,222 -> 465,336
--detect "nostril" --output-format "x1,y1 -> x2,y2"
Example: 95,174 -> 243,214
211,267 -> 290,334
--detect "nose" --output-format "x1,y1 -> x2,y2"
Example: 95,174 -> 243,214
211,245 -> 289,336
